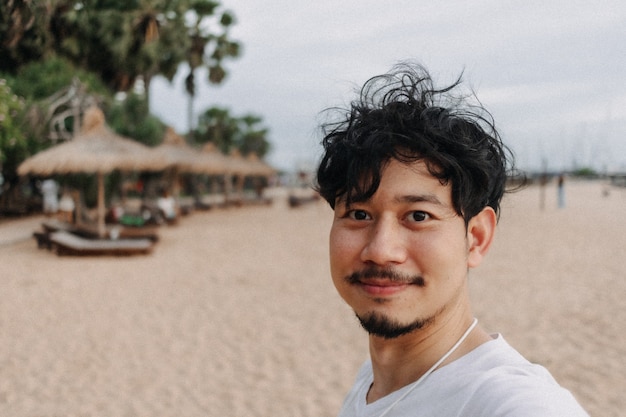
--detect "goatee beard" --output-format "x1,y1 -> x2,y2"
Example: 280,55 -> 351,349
357,311 -> 434,339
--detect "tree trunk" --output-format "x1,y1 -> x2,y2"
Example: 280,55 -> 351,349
187,92 -> 194,138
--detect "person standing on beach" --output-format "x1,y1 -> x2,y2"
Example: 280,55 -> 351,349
41,178 -> 59,215
557,173 -> 566,208
315,63 -> 589,416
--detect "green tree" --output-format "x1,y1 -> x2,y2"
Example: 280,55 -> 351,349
48,0 -> 169,92
106,92 -> 165,147
0,0 -> 53,73
1,1 -> 240,104
238,114 -> 270,157
0,79 -> 28,188
193,106 -> 271,158
3,55 -> 109,101
1,56 -> 112,152
183,1 -> 240,131
194,106 -> 238,153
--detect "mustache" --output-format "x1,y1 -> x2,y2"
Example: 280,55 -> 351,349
345,267 -> 425,287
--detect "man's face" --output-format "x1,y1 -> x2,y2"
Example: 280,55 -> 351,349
329,159 -> 475,339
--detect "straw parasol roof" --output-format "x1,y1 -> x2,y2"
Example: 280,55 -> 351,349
191,142 -> 233,175
227,149 -> 255,177
18,107 -> 167,176
152,127 -> 204,172
226,149 -> 275,178
245,152 -> 276,177
18,106 -> 168,237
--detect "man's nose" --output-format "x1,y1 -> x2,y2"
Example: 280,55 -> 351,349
360,217 -> 407,266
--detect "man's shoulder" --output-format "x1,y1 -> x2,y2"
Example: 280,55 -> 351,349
462,370 -> 588,416
339,336 -> 589,417
440,335 -> 589,416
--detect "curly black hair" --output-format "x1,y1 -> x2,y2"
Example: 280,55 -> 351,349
315,62 -> 518,223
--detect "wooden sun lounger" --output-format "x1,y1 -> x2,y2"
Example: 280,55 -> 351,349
41,219 -> 159,241
114,226 -> 159,242
33,231 -> 52,249
42,219 -> 98,238
48,231 -> 155,256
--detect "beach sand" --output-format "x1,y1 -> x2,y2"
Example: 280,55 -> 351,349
0,180 -> 623,416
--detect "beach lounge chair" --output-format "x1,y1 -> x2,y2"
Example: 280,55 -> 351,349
41,219 -> 159,241
48,230 -> 155,256
33,231 -> 52,249
41,218 -> 104,240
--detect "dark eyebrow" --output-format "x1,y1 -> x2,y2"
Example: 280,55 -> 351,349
395,194 -> 444,206
337,193 -> 445,209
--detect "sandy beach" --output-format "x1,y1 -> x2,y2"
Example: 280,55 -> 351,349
0,180 -> 624,416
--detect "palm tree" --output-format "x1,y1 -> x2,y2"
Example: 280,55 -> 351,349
0,0 -> 54,72
183,2 -> 240,133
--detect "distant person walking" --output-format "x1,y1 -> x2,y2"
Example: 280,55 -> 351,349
539,172 -> 548,210
557,174 -> 566,208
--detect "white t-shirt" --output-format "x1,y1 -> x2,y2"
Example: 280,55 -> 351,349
338,335 -> 589,417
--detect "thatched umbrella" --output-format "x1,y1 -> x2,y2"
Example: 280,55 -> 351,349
245,152 -> 276,178
225,149 -> 276,201
228,149 -> 254,177
225,150 -> 276,179
152,127 -> 203,199
180,142 -> 233,201
153,127 -> 202,172
18,106 -> 168,237
192,142 -> 232,175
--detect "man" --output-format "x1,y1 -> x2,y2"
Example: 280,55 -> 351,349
315,63 -> 588,416
41,178 -> 59,215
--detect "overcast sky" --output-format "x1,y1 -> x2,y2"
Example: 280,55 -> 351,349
150,0 -> 626,173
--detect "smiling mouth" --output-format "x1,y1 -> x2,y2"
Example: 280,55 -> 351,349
359,280 -> 413,297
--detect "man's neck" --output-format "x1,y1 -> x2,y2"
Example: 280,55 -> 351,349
366,314 -> 492,403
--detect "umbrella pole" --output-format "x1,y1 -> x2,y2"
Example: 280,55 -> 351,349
97,172 -> 106,238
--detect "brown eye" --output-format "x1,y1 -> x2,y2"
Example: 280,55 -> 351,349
349,210 -> 370,220
409,211 -> 429,222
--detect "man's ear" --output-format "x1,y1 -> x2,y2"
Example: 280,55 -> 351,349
467,207 -> 497,269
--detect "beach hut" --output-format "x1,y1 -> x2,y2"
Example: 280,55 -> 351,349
18,106 -> 168,237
